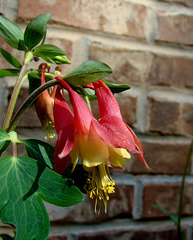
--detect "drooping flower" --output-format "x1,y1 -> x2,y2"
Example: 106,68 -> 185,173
35,63 -> 57,139
54,77 -> 149,212
92,80 -> 148,167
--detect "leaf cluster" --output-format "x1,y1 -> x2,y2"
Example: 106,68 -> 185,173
0,129 -> 84,240
0,13 -> 70,78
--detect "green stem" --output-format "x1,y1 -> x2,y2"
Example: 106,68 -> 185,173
2,52 -> 33,131
7,79 -> 60,132
12,142 -> 17,158
177,139 -> 193,240
78,87 -> 92,111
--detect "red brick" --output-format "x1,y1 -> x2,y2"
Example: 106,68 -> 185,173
76,225 -> 178,240
142,183 -> 193,218
47,236 -> 67,240
89,43 -> 193,88
122,139 -> 192,175
180,103 -> 193,136
157,12 -> 193,45
148,97 -> 180,135
147,54 -> 193,88
18,0 -> 147,39
46,184 -> 134,223
147,94 -> 193,136
89,43 -> 152,85
115,94 -> 137,127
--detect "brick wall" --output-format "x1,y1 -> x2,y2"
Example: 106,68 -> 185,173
0,0 -> 193,239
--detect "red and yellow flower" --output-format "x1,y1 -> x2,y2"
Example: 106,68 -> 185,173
54,77 -> 149,212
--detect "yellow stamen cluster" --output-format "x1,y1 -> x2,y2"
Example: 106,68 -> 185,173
44,121 -> 56,139
87,162 -> 115,214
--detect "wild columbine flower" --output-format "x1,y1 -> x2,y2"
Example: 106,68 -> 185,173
35,63 -> 57,139
54,77 -> 149,213
92,80 -> 149,167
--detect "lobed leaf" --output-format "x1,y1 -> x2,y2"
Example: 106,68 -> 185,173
0,156 -> 84,240
22,139 -> 54,169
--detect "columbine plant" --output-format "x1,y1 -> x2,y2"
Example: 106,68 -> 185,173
0,14 -> 149,240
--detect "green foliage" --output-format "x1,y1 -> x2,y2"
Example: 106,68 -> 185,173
0,48 -> 22,68
83,79 -> 130,100
152,205 -> 178,226
0,128 -> 10,150
0,155 -> 84,240
0,69 -> 20,78
102,79 -> 130,93
28,72 -> 41,95
22,139 -> 54,169
0,15 -> 25,50
62,61 -> 112,86
33,44 -> 71,64
0,130 -> 84,239
24,13 -> 51,50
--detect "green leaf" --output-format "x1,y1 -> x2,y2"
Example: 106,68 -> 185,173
0,15 -> 25,50
62,61 -> 112,86
24,13 -> 52,50
0,156 -> 84,240
152,205 -> 178,226
22,139 -> 54,169
0,69 -> 20,78
33,44 -> 66,57
102,79 -> 130,94
0,48 -> 22,68
33,44 -> 71,64
83,79 -> 130,100
28,72 -> 41,95
0,141 -> 10,157
0,128 -> 10,150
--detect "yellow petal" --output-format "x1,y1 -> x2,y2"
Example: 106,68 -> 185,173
108,147 -> 130,167
120,148 -> 131,159
79,125 -> 109,167
69,139 -> 79,171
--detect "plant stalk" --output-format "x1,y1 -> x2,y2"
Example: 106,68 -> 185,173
177,139 -> 193,240
78,86 -> 92,111
2,52 -> 33,131
7,79 -> 60,132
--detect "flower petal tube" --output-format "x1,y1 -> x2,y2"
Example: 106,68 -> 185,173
92,80 -> 149,168
35,63 -> 56,139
